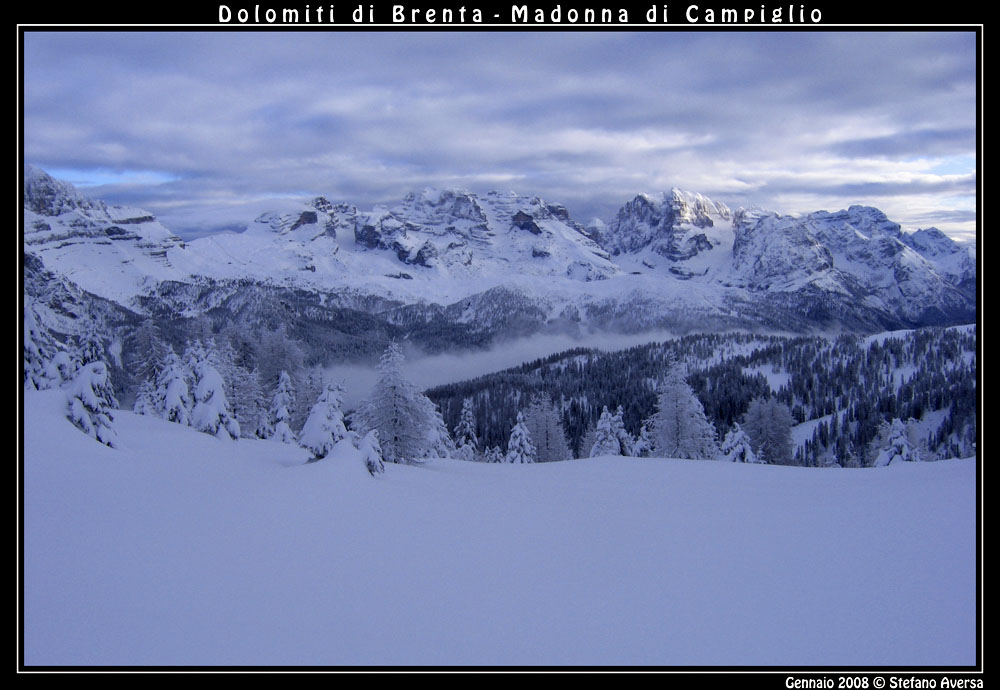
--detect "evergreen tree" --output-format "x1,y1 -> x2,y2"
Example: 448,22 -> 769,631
505,411 -> 537,464
719,423 -> 761,463
47,350 -> 79,389
873,418 -> 916,467
183,339 -> 206,375
263,370 -> 297,443
524,397 -> 571,462
257,326 -> 305,396
133,378 -> 157,416
359,429 -> 386,476
649,366 -> 718,460
66,360 -> 118,448
420,394 -> 456,459
611,405 -> 635,457
632,421 -> 653,458
742,397 -> 795,465
453,397 -> 480,462
75,321 -> 105,367
154,346 -> 192,425
352,342 -> 445,464
299,382 -> 348,460
484,446 -> 505,463
190,345 -> 240,440
292,368 -> 324,433
590,406 -> 621,457
125,318 -> 169,389
578,423 -> 598,459
229,365 -> 267,438
23,299 -> 62,390
839,439 -> 862,468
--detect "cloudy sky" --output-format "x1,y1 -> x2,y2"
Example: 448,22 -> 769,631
23,31 -> 977,242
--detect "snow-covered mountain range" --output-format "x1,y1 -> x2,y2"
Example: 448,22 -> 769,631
22,164 -> 976,350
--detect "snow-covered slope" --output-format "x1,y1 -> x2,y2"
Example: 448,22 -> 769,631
22,166 -> 976,337
22,388 -> 976,666
23,165 -> 189,305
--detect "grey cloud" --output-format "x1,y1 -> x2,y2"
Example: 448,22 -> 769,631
23,31 -> 977,239
821,176 -> 975,199
828,128 -> 976,159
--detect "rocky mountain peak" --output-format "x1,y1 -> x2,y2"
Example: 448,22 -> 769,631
602,188 -> 733,259
24,164 -> 105,217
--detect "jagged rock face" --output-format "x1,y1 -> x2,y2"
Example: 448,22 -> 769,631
511,210 -> 542,234
731,209 -> 838,291
255,203 -> 357,239
602,188 -> 732,260
729,206 -> 974,324
905,226 -> 959,257
902,227 -> 976,294
311,196 -> 334,214
344,188 -> 615,279
399,188 -> 489,226
409,240 -> 438,267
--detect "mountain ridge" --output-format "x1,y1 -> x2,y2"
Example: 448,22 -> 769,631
22,165 -> 976,346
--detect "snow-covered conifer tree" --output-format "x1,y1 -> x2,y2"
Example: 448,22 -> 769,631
227,365 -> 266,438
299,382 -> 348,460
292,368 -> 324,433
873,418 -> 916,467
524,398 -> 571,462
453,397 -> 480,462
359,429 -> 386,476
741,397 -> 795,466
352,342 -> 443,464
125,318 -> 168,388
719,423 -> 762,463
66,360 -> 118,448
632,422 -> 653,458
649,366 -> 718,460
263,370 -> 297,443
256,326 -> 305,398
484,446 -> 505,463
23,299 -> 61,390
611,405 -> 635,456
190,347 -> 240,440
75,322 -> 105,367
839,440 -> 861,468
590,406 -> 621,457
47,351 -> 79,388
505,412 -> 537,464
422,395 -> 456,459
183,339 -> 206,372
578,424 -> 598,459
133,378 -> 157,416
154,346 -> 192,425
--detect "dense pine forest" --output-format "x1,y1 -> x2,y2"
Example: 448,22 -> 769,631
426,326 -> 977,466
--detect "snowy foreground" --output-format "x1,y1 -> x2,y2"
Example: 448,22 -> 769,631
23,390 -> 976,667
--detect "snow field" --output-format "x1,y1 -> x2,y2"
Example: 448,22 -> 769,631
23,390 -> 976,666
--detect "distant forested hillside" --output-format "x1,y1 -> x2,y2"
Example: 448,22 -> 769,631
426,326 -> 977,466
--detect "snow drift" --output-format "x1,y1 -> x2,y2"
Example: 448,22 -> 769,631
22,389 -> 976,666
